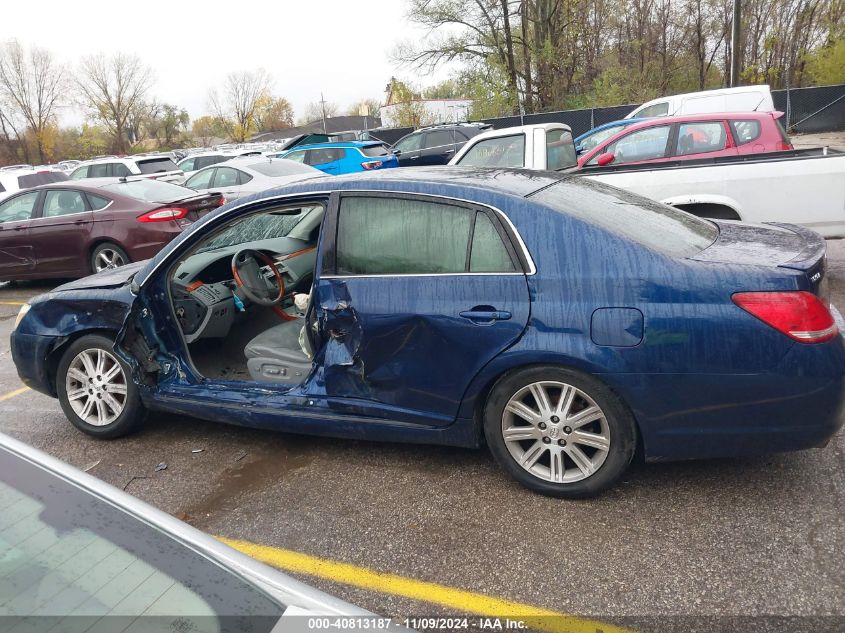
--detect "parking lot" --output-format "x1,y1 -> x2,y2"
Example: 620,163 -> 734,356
0,236 -> 842,631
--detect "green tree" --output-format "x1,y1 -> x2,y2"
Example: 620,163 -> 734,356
804,37 -> 845,85
255,94 -> 294,132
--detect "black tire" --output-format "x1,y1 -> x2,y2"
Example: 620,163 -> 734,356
56,334 -> 145,439
483,365 -> 637,498
90,243 -> 130,274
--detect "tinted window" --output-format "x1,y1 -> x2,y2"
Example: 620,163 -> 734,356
530,179 -> 717,257
136,157 -> 179,174
470,212 -> 515,273
458,135 -> 526,167
730,119 -> 762,145
43,190 -> 87,217
0,192 -> 39,223
186,169 -> 214,190
178,158 -> 196,171
425,130 -> 457,148
360,145 -> 389,157
594,125 -> 671,164
0,182 -> 5,193
676,122 -> 726,156
308,148 -> 345,165
0,448 -> 286,631
546,129 -> 577,170
393,133 -> 423,152
112,163 -> 132,177
102,180 -> 195,203
248,161 -> 317,177
70,166 -> 88,180
88,163 -> 111,178
636,102 -> 670,118
196,155 -> 228,169
16,172 -> 68,188
214,167 -> 243,187
337,196 -> 472,275
86,193 -> 112,210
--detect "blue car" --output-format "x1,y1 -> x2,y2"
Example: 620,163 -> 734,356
272,141 -> 399,175
575,118 -> 648,155
10,168 -> 845,497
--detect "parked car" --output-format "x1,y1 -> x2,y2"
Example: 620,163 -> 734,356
0,178 -> 224,280
574,118 -> 648,155
0,167 -> 68,201
578,111 -> 793,167
70,155 -> 185,185
0,431 -> 383,628
184,157 -> 321,202
450,121 -> 843,236
449,123 -> 577,170
274,141 -> 399,174
391,122 -> 491,166
625,84 -> 775,119
177,151 -> 244,179
11,168 -> 845,498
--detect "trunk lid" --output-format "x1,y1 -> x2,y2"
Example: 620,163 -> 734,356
692,220 -> 828,297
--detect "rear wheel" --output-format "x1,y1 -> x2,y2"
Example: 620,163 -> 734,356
56,334 -> 145,438
484,366 -> 637,498
91,243 -> 130,274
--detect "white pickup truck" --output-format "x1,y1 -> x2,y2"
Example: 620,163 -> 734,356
449,123 -> 845,238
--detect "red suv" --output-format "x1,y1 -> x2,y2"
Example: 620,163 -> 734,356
578,111 -> 792,168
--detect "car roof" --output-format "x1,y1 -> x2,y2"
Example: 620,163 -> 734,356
281,141 -> 383,151
465,122 -> 572,144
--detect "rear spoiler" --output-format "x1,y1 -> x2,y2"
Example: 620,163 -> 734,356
770,223 -> 826,273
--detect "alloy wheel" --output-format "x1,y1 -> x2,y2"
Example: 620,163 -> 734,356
95,249 -> 126,272
501,380 -> 610,483
65,348 -> 128,426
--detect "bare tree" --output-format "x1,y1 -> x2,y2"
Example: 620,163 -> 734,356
0,41 -> 65,163
76,53 -> 153,154
208,69 -> 272,142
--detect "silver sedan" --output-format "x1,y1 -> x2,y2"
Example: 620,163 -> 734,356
184,157 -> 322,203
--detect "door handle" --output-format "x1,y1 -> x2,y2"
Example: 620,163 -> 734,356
459,308 -> 512,323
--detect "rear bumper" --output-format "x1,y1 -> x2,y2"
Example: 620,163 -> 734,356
10,330 -> 59,397
605,336 -> 845,461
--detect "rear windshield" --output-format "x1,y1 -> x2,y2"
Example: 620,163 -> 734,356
247,160 -> 317,177
136,157 -> 180,174
530,178 -> 718,257
103,179 -> 196,203
360,145 -> 389,157
0,447 -> 286,631
17,172 -> 68,189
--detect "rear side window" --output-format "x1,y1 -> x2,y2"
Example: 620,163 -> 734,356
0,182 -> 5,193
196,155 -> 228,169
546,129 -> 577,170
111,163 -> 132,177
360,145 -> 389,157
43,190 -> 87,217
136,157 -> 179,174
86,193 -> 111,210
425,130 -> 457,148
308,148 -> 345,165
337,196 -> 473,275
213,167 -> 248,187
88,163 -> 110,178
730,120 -> 762,145
458,135 -> 526,168
530,179 -> 717,257
470,212 -> 515,273
675,122 -> 727,156
16,172 -> 68,188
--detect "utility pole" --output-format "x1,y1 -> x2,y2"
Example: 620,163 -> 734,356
319,92 -> 328,134
730,0 -> 741,87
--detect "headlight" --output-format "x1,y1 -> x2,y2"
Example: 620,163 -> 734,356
13,304 -> 30,331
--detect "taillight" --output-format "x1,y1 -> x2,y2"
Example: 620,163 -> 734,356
776,140 -> 793,151
732,291 -> 838,343
361,160 -> 384,170
137,207 -> 189,223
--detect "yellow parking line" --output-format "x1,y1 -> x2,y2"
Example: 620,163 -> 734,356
0,301 -> 24,306
219,537 -> 634,633
0,386 -> 30,402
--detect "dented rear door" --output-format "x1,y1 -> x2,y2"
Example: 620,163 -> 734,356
311,192 -> 531,426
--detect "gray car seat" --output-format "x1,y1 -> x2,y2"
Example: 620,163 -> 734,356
244,318 -> 313,385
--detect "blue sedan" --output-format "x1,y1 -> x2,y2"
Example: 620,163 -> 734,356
10,168 -> 845,497
272,141 -> 399,175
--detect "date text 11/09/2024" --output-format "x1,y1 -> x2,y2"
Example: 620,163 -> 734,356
305,617 -> 530,630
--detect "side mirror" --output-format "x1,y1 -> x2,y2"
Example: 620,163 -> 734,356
575,145 -> 584,155
393,149 -> 402,157
596,152 -> 615,167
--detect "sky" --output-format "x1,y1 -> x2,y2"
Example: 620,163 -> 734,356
0,0 -> 454,126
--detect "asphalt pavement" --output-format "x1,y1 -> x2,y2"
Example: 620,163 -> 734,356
1,241 -> 843,632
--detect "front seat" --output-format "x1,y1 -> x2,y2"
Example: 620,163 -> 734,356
244,318 -> 313,385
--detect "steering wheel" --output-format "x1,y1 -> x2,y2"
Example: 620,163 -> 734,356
231,249 -> 285,306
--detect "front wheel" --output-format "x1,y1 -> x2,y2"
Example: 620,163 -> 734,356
484,366 -> 637,498
56,334 -> 145,438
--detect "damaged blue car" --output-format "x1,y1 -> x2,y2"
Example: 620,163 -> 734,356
10,167 -> 845,497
